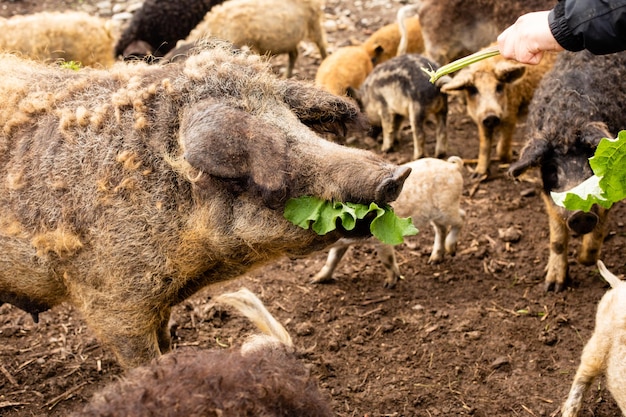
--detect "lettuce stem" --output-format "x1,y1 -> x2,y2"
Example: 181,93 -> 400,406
422,46 -> 500,83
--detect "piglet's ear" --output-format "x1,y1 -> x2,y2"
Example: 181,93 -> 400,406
508,138 -> 550,178
280,80 -> 367,136
180,101 -> 287,197
438,71 -> 472,94
494,61 -> 526,84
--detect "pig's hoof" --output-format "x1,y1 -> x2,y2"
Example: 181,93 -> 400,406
544,280 -> 568,292
383,281 -> 396,289
544,281 -> 556,292
470,171 -> 489,182
383,276 -> 402,289
310,275 -> 335,285
428,255 -> 443,264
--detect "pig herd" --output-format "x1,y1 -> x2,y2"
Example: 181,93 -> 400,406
1,0 -> 626,416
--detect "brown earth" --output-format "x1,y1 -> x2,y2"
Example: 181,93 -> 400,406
1,1 -> 625,416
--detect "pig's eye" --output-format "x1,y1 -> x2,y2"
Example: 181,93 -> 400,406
466,86 -> 478,96
542,163 -> 559,190
496,83 -> 505,93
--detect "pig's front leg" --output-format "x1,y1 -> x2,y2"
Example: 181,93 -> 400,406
495,122 -> 514,164
376,243 -> 402,288
543,193 -> 570,292
434,109 -> 448,159
448,208 -> 466,256
579,208 -> 609,266
156,306 -> 173,354
561,333 -> 608,417
429,221 -> 446,264
80,301 -> 165,369
408,107 -> 426,160
474,124 -> 494,177
311,241 -> 351,284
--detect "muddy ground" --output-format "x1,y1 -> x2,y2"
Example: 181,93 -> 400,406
1,0 -> 625,416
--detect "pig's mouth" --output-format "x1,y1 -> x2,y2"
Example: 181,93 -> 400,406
338,211 -> 378,238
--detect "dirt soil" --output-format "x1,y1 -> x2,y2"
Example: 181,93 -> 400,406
1,1 -> 625,416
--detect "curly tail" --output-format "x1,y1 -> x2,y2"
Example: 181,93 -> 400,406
446,155 -> 465,173
396,3 -> 421,56
597,260 -> 623,289
214,288 -> 293,354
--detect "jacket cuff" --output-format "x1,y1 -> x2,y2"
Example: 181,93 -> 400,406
549,1 -> 584,51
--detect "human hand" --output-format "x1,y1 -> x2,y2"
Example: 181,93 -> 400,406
497,11 -> 564,64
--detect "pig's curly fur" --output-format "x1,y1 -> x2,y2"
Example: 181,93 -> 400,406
412,0 -> 554,64
314,16 -> 424,98
513,50 -> 626,180
0,40 -> 406,369
508,50 -> 626,292
184,0 -> 327,77
75,347 -> 334,417
364,16 -> 423,64
114,0 -> 224,59
0,11 -> 117,67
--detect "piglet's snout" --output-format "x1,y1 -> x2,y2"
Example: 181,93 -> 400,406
375,166 -> 412,204
482,114 -> 501,130
567,210 -> 598,235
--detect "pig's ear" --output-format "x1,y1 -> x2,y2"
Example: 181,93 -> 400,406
581,121 -> 611,147
494,61 -> 526,84
438,71 -> 472,94
279,79 -> 368,135
371,45 -> 385,65
508,138 -> 550,178
180,101 -> 287,201
434,75 -> 453,89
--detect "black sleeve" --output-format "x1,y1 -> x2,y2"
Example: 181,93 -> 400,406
548,0 -> 626,54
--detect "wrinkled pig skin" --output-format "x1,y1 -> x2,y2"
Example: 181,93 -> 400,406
0,43 -> 410,369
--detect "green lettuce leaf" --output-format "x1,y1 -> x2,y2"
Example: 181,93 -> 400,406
551,175 -> 610,211
284,196 -> 418,245
551,130 -> 626,211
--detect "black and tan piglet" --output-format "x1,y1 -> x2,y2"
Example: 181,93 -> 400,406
359,53 -> 448,160
0,42 -> 410,369
509,50 -> 626,292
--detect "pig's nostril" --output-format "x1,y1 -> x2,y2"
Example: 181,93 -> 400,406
482,115 -> 500,129
567,210 -> 598,235
375,166 -> 412,204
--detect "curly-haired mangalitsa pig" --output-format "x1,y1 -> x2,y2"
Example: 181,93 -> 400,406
509,50 -> 626,292
440,43 -> 557,179
74,288 -> 335,417
0,42 -> 411,369
407,0 -> 554,65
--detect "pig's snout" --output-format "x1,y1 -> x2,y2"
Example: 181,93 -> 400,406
567,210 -> 598,235
375,166 -> 411,204
482,114 -> 501,130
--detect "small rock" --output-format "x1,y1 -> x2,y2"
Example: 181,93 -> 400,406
498,226 -> 523,242
490,356 -> 509,369
295,321 -> 315,337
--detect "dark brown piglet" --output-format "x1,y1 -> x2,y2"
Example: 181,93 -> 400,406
509,50 -> 626,292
